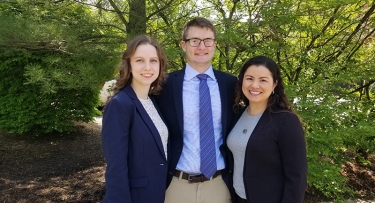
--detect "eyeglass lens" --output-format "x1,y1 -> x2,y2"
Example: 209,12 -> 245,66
188,38 -> 215,47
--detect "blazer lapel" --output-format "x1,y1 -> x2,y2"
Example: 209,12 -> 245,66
214,70 -> 229,137
171,70 -> 185,135
124,86 -> 166,160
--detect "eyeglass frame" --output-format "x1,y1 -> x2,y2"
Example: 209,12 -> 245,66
183,38 -> 216,47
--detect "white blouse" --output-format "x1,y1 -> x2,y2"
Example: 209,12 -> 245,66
139,98 -> 168,159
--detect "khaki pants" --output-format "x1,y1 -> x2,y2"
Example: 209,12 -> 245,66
164,174 -> 231,203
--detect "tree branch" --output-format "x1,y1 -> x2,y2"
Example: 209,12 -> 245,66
72,0 -> 118,12
147,0 -> 175,21
306,6 -> 340,51
345,26 -> 375,66
334,1 -> 375,59
107,0 -> 128,28
0,42 -> 72,55
349,80 -> 375,94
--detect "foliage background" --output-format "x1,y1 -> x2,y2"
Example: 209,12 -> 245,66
0,0 -> 374,201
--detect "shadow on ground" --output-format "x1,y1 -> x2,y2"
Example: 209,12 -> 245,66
0,122 -> 105,203
0,121 -> 374,203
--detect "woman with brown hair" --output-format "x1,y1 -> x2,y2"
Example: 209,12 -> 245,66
227,55 -> 307,203
101,35 -> 168,203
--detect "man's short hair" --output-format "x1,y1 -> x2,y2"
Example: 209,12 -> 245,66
181,17 -> 216,40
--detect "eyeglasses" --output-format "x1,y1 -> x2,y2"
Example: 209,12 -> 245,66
184,38 -> 216,47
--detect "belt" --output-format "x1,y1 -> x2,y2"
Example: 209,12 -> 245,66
173,170 -> 222,183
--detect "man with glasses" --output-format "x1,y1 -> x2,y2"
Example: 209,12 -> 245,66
157,17 -> 237,203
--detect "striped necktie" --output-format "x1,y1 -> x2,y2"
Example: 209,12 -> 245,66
196,74 -> 217,179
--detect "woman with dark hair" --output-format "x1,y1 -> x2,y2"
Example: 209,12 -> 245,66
227,56 -> 307,203
101,35 -> 168,203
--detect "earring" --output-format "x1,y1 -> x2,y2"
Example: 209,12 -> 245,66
272,90 -> 275,94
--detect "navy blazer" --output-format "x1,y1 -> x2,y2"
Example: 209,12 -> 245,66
156,68 -> 237,188
101,86 -> 168,203
228,107 -> 308,203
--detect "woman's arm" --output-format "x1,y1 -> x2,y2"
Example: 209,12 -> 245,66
279,113 -> 308,203
102,96 -> 134,203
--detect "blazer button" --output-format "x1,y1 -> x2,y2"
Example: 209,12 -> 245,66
169,171 -> 173,175
178,149 -> 182,153
159,163 -> 164,166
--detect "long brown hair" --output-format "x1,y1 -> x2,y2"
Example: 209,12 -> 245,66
234,55 -> 292,112
113,35 -> 167,95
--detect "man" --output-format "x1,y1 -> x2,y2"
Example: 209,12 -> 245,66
157,17 -> 237,203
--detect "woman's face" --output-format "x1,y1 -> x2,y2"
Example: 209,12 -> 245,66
130,44 -> 160,89
242,65 -> 277,106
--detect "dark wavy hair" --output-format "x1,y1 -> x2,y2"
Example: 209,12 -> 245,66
234,55 -> 292,112
113,35 -> 167,96
181,17 -> 216,41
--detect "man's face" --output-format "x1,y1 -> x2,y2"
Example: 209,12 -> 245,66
181,26 -> 217,71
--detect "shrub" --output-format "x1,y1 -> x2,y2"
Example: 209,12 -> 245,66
0,50 -> 102,134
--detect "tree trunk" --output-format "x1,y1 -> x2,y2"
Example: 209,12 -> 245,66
128,0 -> 146,37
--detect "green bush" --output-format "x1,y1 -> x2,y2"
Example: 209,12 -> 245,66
0,50 -> 101,134
0,3 -> 119,135
294,87 -> 375,201
296,97 -> 352,201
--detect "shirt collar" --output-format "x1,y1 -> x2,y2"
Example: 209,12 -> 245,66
185,64 -> 216,81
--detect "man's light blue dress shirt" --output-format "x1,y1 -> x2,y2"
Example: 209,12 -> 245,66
176,64 -> 225,174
